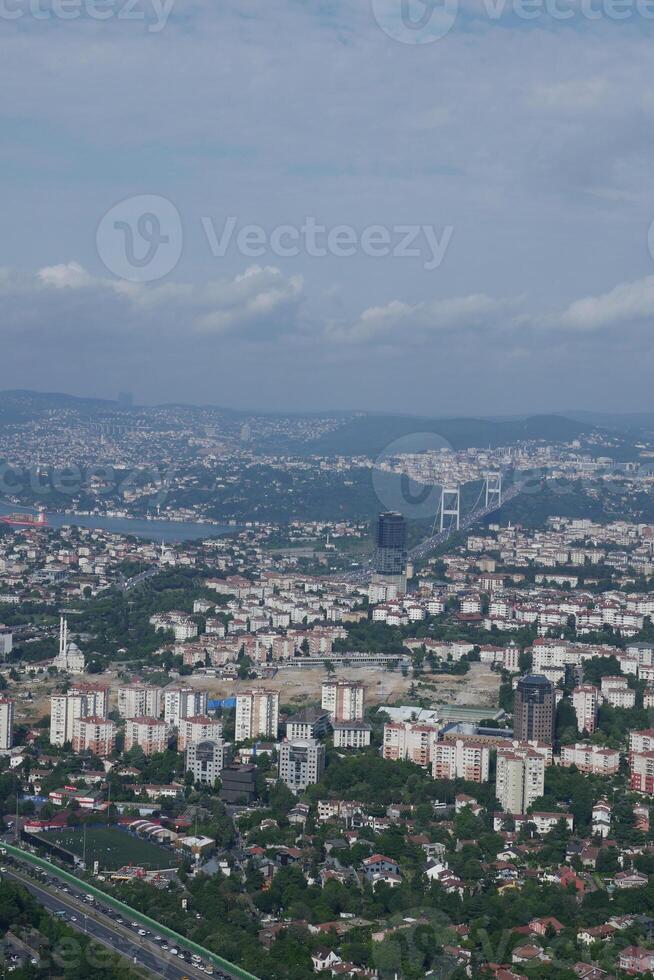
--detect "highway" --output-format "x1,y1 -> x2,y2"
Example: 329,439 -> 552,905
1,859 -> 230,980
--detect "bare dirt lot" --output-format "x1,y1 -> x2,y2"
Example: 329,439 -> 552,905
184,662 -> 501,711
13,661 -> 500,725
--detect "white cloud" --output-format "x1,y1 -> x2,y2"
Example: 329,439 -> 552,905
560,274 -> 654,330
37,261 -> 94,290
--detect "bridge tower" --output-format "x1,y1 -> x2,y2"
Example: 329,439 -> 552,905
440,486 -> 460,533
485,472 -> 502,509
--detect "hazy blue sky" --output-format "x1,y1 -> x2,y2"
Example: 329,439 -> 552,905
2,0 -> 654,414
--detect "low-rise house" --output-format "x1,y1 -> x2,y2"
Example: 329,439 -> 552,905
362,854 -> 400,880
311,949 -> 341,972
576,924 -> 615,945
619,946 -> 654,974
613,869 -> 648,889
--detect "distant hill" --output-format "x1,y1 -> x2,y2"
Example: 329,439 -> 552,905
299,414 -> 593,456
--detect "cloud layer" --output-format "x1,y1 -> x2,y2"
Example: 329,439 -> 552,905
1,1 -> 654,411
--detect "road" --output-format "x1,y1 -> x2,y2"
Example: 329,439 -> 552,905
2,861 -> 227,980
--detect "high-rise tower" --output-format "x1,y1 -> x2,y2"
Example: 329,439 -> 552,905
513,674 -> 555,744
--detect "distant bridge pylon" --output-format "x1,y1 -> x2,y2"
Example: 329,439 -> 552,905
440,486 -> 460,533
485,471 -> 502,509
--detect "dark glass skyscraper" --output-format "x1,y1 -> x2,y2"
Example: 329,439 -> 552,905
373,512 -> 407,581
513,674 -> 555,745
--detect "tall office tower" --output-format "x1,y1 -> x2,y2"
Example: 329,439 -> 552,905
321,679 -> 364,722
372,511 -> 408,594
513,674 -> 555,745
496,746 -> 545,815
235,690 -> 280,742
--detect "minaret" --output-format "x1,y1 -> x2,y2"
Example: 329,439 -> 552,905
59,615 -> 68,659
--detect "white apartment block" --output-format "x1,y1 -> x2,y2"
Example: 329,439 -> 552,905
496,747 -> 545,815
118,684 -> 162,720
163,687 -> 208,728
150,612 -> 198,643
321,680 -> 364,722
50,685 -> 108,746
592,801 -> 612,838
178,715 -> 223,751
572,685 -> 600,734
235,689 -> 279,742
603,687 -> 635,709
125,717 -> 168,756
560,742 -> 620,775
630,729 -> 654,753
186,738 -> 231,785
278,738 -> 325,793
332,721 -> 372,749
432,739 -> 490,783
0,698 -> 14,750
71,717 -> 116,757
382,721 -> 439,768
0,626 -> 13,660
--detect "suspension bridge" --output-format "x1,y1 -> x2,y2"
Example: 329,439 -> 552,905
338,470 -> 522,583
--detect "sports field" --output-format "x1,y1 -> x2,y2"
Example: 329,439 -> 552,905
39,826 -> 177,871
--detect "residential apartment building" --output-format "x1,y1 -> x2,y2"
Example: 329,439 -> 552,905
163,687 -> 208,728
71,717 -> 116,757
186,739 -> 232,785
235,689 -> 279,742
49,685 -> 108,747
630,750 -> 654,795
600,675 -> 635,709
332,721 -> 372,749
560,742 -> 620,775
124,717 -> 168,756
496,747 -> 545,815
178,715 -> 223,752
382,721 -> 439,767
286,707 -> 330,741
0,626 -> 12,660
572,685 -> 600,734
118,684 -> 162,720
279,738 -> 325,793
432,738 -> 490,783
321,680 -> 364,722
0,698 -> 14,750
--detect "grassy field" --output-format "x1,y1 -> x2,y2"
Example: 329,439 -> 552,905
40,826 -> 177,871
